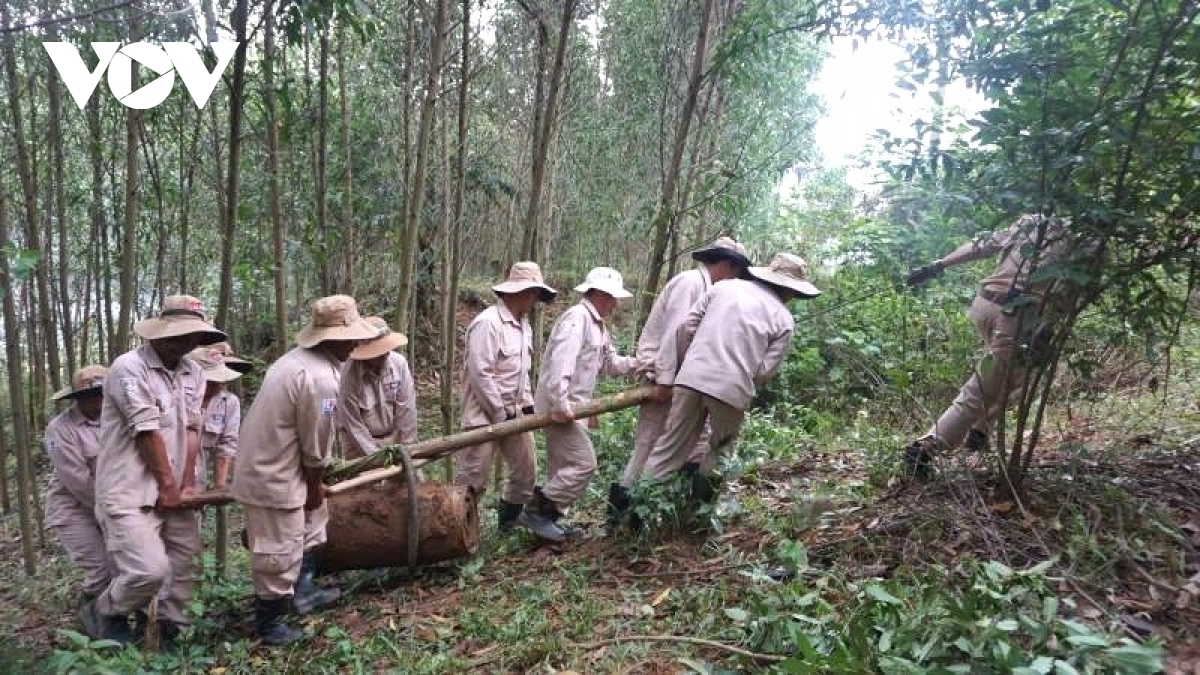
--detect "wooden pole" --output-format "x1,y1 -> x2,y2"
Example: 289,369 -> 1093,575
178,386 -> 654,508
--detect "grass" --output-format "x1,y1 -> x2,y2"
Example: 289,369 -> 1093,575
3,350 -> 1198,673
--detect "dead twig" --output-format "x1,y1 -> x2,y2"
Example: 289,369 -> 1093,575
568,635 -> 786,664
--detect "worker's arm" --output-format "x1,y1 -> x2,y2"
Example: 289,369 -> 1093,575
137,430 -> 181,508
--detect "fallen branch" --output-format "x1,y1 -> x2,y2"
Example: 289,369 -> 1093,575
568,635 -> 786,664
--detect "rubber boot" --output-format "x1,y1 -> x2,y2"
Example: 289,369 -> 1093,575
497,500 -> 523,531
902,438 -> 936,481
293,553 -> 341,615
79,599 -> 132,645
516,487 -> 566,542
606,483 -> 631,530
680,462 -> 719,503
964,429 -> 988,453
255,597 -> 305,646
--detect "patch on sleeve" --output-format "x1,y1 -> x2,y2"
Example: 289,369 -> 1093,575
121,377 -> 139,398
320,398 -> 337,416
384,380 -> 401,395
209,413 -> 225,425
46,439 -> 57,454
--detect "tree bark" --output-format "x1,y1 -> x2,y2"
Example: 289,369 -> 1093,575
337,30 -> 355,295
519,0 -> 577,260
265,0 -> 288,354
116,8 -> 142,353
45,4 -> 75,377
315,27 -> 332,293
0,186 -> 39,576
441,0 -> 471,438
639,0 -> 715,323
396,0 -> 450,341
216,0 -> 248,332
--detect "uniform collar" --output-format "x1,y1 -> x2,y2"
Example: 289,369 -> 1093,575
580,298 -> 603,323
68,405 -> 101,427
496,298 -> 520,326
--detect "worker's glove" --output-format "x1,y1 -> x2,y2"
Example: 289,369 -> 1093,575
905,261 -> 945,287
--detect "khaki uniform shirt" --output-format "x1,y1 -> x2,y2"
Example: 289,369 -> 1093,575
94,344 -> 204,514
44,406 -> 101,527
337,352 -> 418,454
196,390 -> 240,485
232,347 -> 341,509
636,266 -> 711,378
656,279 -> 794,410
460,299 -> 533,427
535,299 -> 636,414
978,215 -> 1076,298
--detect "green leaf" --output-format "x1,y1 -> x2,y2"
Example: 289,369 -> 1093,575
723,607 -> 749,623
995,619 -> 1020,631
1103,643 -> 1166,674
863,584 -> 904,606
1065,634 -> 1109,648
1053,660 -> 1081,675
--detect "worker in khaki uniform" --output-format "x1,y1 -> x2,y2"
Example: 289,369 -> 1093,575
187,345 -> 244,489
85,295 -> 226,646
232,295 -> 378,646
610,237 -> 751,522
44,365 -> 113,610
902,214 -> 1081,478
642,253 -> 819,490
336,317 -> 418,459
454,262 -> 557,529
520,267 -> 641,542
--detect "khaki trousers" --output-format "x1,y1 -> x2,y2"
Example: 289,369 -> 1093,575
927,295 -> 1031,450
621,400 -> 711,488
542,421 -> 595,509
52,506 -> 114,596
644,386 -> 745,481
244,503 -> 329,600
454,431 -> 536,504
95,508 -> 201,625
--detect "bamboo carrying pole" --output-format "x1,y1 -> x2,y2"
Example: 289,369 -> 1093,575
177,385 -> 655,508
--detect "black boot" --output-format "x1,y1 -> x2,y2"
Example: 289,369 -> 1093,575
255,597 -> 305,646
516,487 -> 566,542
964,429 -> 988,453
606,483 -> 631,529
293,553 -> 341,615
680,462 -> 719,503
79,599 -> 132,645
497,500 -> 523,530
902,438 -> 936,480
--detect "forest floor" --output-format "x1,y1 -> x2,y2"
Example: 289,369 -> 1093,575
2,375 -> 1199,673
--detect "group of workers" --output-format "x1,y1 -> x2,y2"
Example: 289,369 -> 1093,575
41,213 -> 1073,649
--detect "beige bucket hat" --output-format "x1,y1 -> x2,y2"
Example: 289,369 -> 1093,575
52,364 -> 109,401
187,346 -> 243,384
574,267 -> 633,299
295,295 -> 380,348
134,295 -> 227,345
692,236 -> 752,268
212,341 -> 253,374
747,253 -> 821,297
349,316 -> 409,361
492,261 -> 557,302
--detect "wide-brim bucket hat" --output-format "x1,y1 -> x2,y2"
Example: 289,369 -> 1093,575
187,346 -> 243,383
692,236 -> 752,269
295,295 -> 380,348
134,295 -> 226,345
213,342 -> 254,374
52,364 -> 109,401
492,261 -> 557,303
574,267 -> 632,299
350,316 -> 409,360
747,253 -> 821,297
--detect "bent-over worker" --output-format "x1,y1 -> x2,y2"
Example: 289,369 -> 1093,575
336,316 -> 418,459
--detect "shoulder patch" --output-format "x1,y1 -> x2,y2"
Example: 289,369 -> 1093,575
321,398 -> 337,416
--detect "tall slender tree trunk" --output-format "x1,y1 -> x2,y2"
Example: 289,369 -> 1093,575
639,0 -> 715,324
0,187 -> 38,576
265,0 -> 288,353
337,31 -> 355,294
0,418 -> 9,512
116,9 -> 142,352
315,28 -> 332,293
396,0 -> 450,341
216,0 -> 248,331
45,7 -> 75,377
519,0 -> 577,261
441,0 -> 470,438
